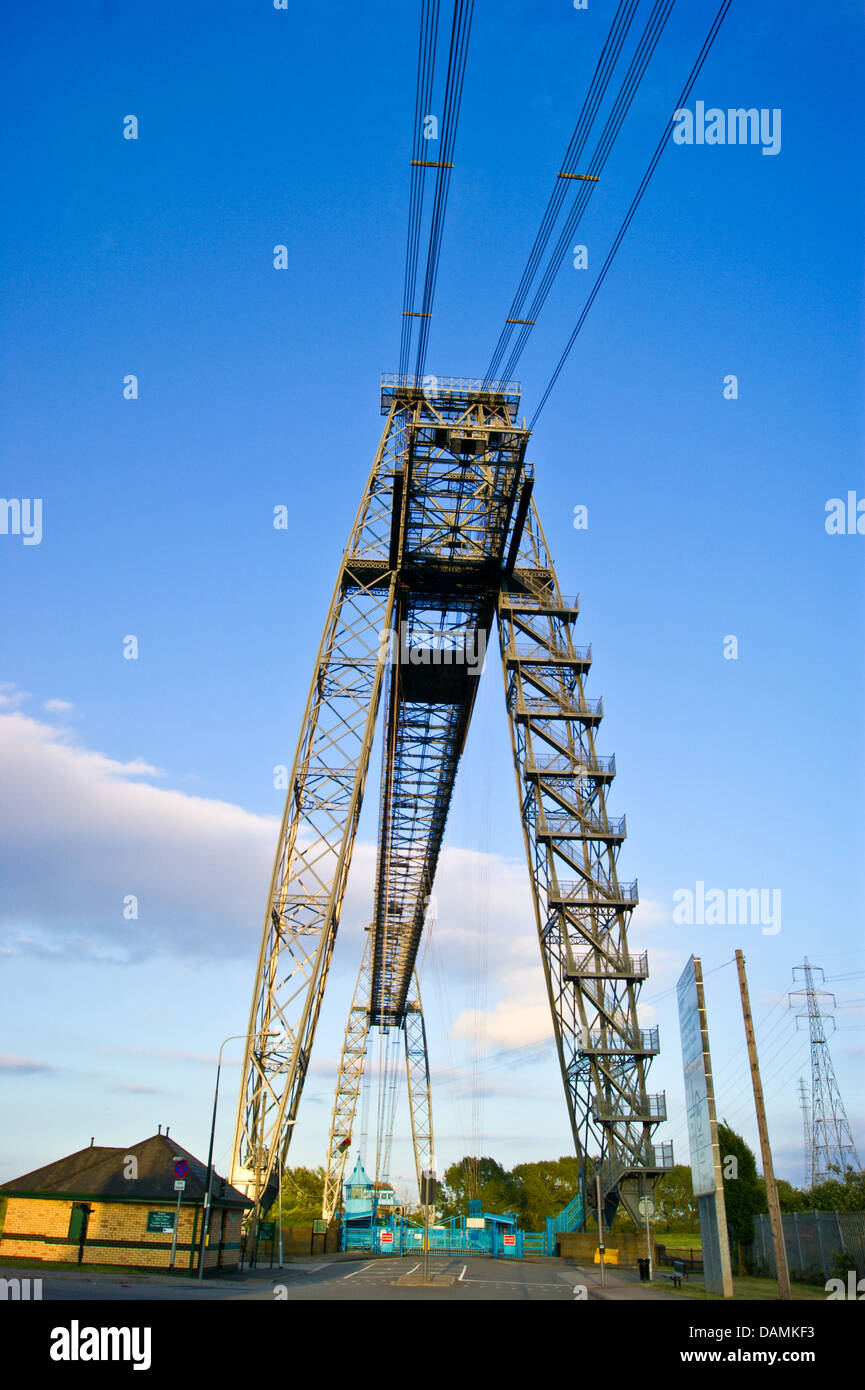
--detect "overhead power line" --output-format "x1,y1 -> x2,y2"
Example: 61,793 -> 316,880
414,0 -> 475,378
530,0 -> 734,428
400,0 -> 442,381
495,0 -> 678,386
484,0 -> 641,386
399,0 -> 475,382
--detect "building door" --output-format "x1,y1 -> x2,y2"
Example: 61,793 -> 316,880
68,1203 -> 92,1264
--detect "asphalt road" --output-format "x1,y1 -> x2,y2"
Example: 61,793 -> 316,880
2,1256 -> 588,1301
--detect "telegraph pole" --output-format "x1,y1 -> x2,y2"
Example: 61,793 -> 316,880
735,950 -> 791,1299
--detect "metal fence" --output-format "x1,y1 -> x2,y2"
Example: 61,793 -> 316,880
655,1244 -> 703,1273
341,1221 -> 522,1258
751,1211 -> 865,1281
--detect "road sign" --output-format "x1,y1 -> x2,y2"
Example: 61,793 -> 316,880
503,1233 -> 516,1247
380,1231 -> 394,1245
174,1160 -> 189,1179
638,1198 -> 655,1219
313,1219 -> 327,1234
174,1179 -> 186,1191
258,1221 -> 275,1241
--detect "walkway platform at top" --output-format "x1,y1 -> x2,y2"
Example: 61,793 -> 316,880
380,373 -> 522,414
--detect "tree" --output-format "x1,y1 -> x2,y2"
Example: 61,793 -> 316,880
267,1165 -> 325,1224
717,1122 -> 766,1265
802,1168 -> 865,1213
775,1179 -> 809,1212
440,1156 -> 520,1217
510,1157 -> 582,1229
654,1165 -> 698,1231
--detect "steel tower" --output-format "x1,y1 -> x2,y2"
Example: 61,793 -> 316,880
789,960 -> 861,1185
231,375 -> 670,1227
797,1077 -> 813,1189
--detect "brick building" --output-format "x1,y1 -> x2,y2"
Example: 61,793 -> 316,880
0,1130 -> 251,1275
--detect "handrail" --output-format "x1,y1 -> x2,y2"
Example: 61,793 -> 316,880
501,592 -> 579,610
509,642 -> 592,663
381,372 -> 521,396
554,878 -> 637,902
570,949 -> 647,976
528,753 -> 615,774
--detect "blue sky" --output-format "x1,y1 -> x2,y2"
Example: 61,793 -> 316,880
1,0 -> 863,1199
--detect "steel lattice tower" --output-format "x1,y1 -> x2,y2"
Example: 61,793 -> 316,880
230,376 -> 670,1229
797,1077 -> 813,1189
789,960 -> 861,1185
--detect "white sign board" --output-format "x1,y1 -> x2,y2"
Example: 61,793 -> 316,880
466,1217 -> 485,1229
677,957 -> 716,1197
174,1180 -> 186,1192
676,955 -> 735,1298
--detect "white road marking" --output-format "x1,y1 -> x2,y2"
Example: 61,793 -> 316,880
458,1265 -> 467,1282
461,1278 -> 573,1290
342,1261 -> 374,1280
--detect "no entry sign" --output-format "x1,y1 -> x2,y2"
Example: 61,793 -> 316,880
380,1231 -> 394,1245
503,1233 -> 516,1247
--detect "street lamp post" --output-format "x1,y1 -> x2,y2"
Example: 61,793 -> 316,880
196,1030 -> 278,1281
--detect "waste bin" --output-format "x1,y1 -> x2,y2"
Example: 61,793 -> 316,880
638,1257 -> 650,1282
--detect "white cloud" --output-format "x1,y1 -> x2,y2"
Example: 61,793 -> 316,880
0,700 -> 671,1104
42,699 -> 74,714
0,1054 -> 56,1074
0,711 -> 277,961
0,682 -> 30,710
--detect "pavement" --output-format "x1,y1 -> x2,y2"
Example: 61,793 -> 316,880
567,1261 -> 682,1301
1,1255 -> 682,1301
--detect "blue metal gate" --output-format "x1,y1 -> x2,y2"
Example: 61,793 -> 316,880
341,1218 -> 522,1257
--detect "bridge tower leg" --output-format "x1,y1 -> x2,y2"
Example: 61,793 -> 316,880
230,404 -> 405,1219
322,946 -> 435,1224
497,497 -> 669,1224
404,973 -> 435,1213
322,929 -> 374,1222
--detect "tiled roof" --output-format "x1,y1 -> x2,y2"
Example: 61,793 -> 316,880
0,1133 -> 251,1208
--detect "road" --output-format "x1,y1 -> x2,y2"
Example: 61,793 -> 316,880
2,1255 -> 595,1302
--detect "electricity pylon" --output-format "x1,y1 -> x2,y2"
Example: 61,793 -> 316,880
789,960 -> 861,1185
797,1077 -> 813,1189
231,376 -> 669,1228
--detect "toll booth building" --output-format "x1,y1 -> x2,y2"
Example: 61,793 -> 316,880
0,1131 -> 251,1275
343,1155 -> 395,1222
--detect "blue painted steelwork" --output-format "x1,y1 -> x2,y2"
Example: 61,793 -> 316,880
545,1191 -> 585,1255
339,1208 -> 524,1257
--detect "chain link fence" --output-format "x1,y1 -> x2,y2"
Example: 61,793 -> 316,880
751,1211 -> 865,1281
